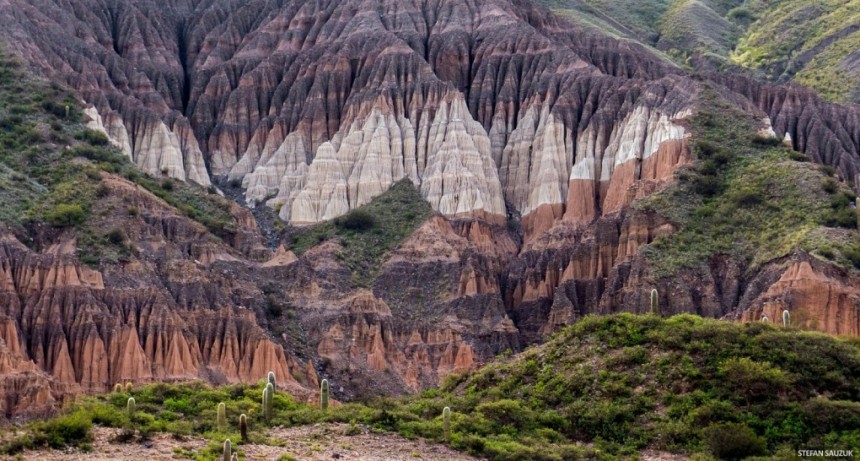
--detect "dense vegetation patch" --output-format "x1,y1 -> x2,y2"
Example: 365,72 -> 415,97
637,88 -> 859,277
0,49 -> 236,264
5,315 -> 858,460
288,178 -> 433,286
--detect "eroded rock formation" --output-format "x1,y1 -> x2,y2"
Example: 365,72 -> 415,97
1,0 -> 859,418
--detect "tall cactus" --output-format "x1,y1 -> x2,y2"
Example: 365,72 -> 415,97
320,379 -> 329,411
125,382 -> 133,393
217,402 -> 227,432
222,439 -> 232,461
267,371 -> 276,388
442,406 -> 451,442
113,383 -> 123,393
239,414 -> 248,442
127,397 -> 136,420
783,309 -> 790,327
856,196 -> 860,229
263,383 -> 274,422
650,289 -> 659,316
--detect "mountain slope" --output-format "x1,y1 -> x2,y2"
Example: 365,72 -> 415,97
0,50 -> 316,418
0,0 -> 859,419
544,0 -> 860,103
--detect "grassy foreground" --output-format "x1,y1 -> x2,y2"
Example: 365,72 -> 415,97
3,314 -> 858,461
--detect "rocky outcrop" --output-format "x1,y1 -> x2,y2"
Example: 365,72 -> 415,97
1,0 -> 696,227
0,174 -> 320,416
738,258 -> 860,336
712,74 -> 860,185
7,0 -> 854,232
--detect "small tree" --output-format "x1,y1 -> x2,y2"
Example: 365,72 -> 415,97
702,422 -> 766,460
45,203 -> 85,227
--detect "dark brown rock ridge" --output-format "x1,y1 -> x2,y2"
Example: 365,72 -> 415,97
5,0 -> 857,226
1,0 -> 696,226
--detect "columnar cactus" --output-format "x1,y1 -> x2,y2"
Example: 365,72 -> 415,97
127,397 -> 135,419
267,371 -> 276,388
223,439 -> 232,461
320,379 -> 329,411
761,315 -> 769,323
239,414 -> 248,442
113,383 -> 123,393
263,383 -> 274,422
231,453 -> 238,461
442,406 -> 451,442
217,402 -> 227,432
650,289 -> 659,316
125,382 -> 133,393
783,309 -> 790,327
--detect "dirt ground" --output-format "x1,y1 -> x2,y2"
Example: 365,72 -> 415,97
12,424 -> 481,460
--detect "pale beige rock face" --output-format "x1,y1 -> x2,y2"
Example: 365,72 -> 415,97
84,106 -> 133,158
599,106 -> 690,183
420,99 -> 506,217
238,132 -> 309,206
83,107 -> 211,186
498,103 -> 689,230
273,98 -> 505,224
288,142 -> 350,224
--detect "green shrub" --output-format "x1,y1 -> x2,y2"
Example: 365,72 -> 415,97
750,135 -> 782,147
727,7 -> 754,23
719,357 -> 790,402
800,398 -> 860,432
336,209 -> 376,231
45,203 -> 85,227
702,423 -> 766,460
477,399 -> 536,430
106,228 -> 125,245
34,410 -> 93,449
76,128 -> 110,146
692,175 -> 722,196
844,244 -> 860,270
820,165 -> 837,176
789,151 -> 810,162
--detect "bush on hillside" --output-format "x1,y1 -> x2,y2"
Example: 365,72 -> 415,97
45,203 -> 85,227
336,209 -> 376,231
719,357 -> 790,402
702,422 -> 766,460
